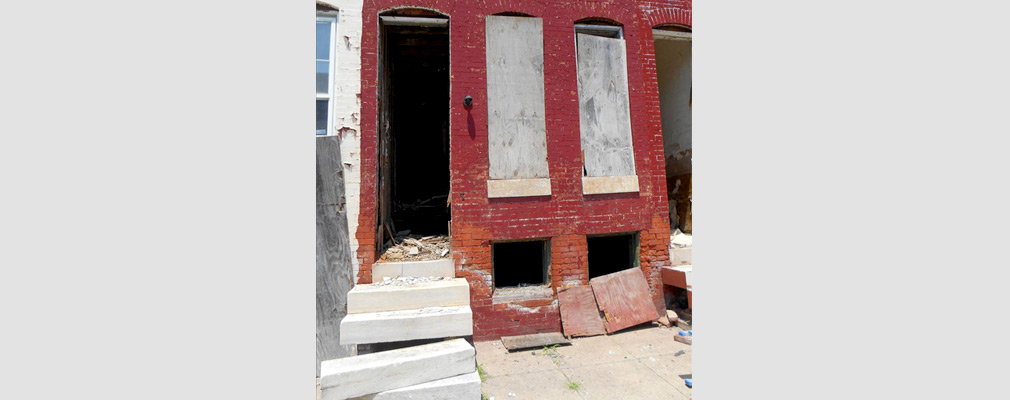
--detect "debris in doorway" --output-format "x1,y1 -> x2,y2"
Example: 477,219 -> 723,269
378,234 -> 450,262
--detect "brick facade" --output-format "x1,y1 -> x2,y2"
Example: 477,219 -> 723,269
354,0 -> 691,341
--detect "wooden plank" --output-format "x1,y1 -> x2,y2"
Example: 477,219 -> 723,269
348,278 -> 470,314
674,335 -> 693,345
500,332 -> 571,351
320,338 -> 475,400
317,136 -> 357,376
339,306 -> 473,345
487,178 -> 551,198
486,15 -> 549,180
590,268 -> 659,333
577,33 -> 636,177
558,286 -> 607,337
581,175 -> 639,195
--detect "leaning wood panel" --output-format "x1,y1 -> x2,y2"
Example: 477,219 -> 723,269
558,286 -> 607,337
317,136 -> 357,376
486,16 -> 549,180
590,267 -> 659,333
577,33 -> 636,177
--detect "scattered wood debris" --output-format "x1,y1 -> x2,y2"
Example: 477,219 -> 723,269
379,231 -> 451,262
670,229 -> 692,248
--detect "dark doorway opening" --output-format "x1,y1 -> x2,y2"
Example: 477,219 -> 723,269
378,17 -> 451,244
492,240 -> 549,288
653,28 -> 692,233
587,233 -> 638,279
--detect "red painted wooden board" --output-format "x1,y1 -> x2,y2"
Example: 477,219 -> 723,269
558,286 -> 606,337
590,268 -> 660,333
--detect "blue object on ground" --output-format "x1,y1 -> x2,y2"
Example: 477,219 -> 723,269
685,379 -> 692,388
688,330 -> 693,335
678,331 -> 688,336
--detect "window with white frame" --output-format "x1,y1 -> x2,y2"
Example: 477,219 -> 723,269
316,14 -> 338,135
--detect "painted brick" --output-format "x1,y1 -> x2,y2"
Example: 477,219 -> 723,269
352,0 -> 691,341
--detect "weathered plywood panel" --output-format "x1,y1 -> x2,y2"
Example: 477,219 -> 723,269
557,286 -> 606,337
590,268 -> 659,333
317,136 -> 357,376
486,16 -> 549,180
577,33 -> 636,177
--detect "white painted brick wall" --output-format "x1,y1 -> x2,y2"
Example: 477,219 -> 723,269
321,0 -> 363,280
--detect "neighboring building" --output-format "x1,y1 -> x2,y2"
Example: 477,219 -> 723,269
322,0 -> 692,342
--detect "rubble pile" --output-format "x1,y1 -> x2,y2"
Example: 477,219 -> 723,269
379,231 -> 451,262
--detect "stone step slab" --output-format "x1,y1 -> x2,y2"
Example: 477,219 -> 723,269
351,371 -> 481,400
661,265 -> 692,289
320,338 -> 475,400
371,259 -> 455,283
340,306 -> 473,345
348,278 -> 470,314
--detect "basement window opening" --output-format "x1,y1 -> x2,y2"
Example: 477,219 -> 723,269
587,233 -> 639,279
492,240 -> 550,288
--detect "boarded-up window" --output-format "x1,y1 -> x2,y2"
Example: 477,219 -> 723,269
485,16 -> 549,181
576,33 -> 636,178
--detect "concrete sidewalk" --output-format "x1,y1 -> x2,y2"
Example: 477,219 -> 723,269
475,324 -> 692,399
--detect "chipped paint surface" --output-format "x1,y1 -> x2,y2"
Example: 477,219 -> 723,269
321,0 -> 364,279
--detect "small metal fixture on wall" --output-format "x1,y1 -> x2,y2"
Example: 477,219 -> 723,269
463,95 -> 473,107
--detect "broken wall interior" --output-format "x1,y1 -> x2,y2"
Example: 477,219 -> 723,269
654,29 -> 692,232
377,14 -> 451,250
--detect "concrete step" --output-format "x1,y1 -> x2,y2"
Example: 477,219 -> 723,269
340,306 -> 473,345
352,371 -> 481,400
371,259 -> 455,283
671,246 -> 691,265
320,338 -> 475,400
661,264 -> 692,289
348,278 -> 469,314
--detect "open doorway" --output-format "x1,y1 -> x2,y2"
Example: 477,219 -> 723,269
653,26 -> 692,234
376,12 -> 451,257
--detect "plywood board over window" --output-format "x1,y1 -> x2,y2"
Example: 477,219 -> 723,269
485,16 -> 551,198
576,33 -> 639,194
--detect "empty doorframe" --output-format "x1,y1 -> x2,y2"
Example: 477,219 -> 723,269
376,14 -> 451,249
654,27 -> 692,233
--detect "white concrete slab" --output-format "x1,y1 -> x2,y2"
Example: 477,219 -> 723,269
371,259 -> 455,283
348,278 -> 470,314
487,178 -> 551,198
320,338 -> 475,400
353,371 -> 481,400
661,265 -> 692,289
340,306 -> 474,345
671,247 -> 691,265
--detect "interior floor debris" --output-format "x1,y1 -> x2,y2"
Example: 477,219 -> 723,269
379,231 -> 451,262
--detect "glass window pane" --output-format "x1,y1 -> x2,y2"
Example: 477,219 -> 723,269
316,21 -> 331,60
316,61 -> 329,94
316,100 -> 328,135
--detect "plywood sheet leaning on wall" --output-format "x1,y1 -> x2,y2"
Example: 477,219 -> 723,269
590,267 -> 659,333
558,285 -> 607,337
485,15 -> 549,180
577,33 -> 636,177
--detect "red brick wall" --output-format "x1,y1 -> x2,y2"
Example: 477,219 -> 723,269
355,0 -> 692,341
